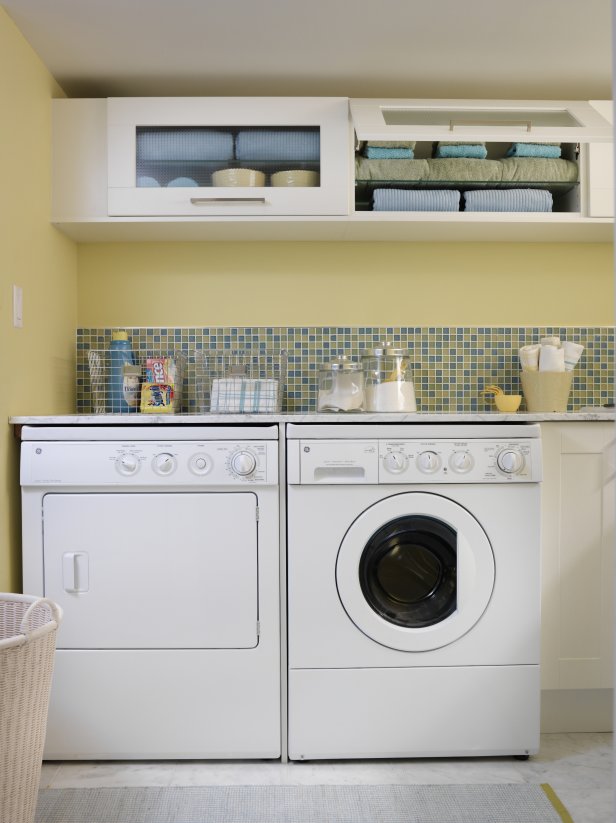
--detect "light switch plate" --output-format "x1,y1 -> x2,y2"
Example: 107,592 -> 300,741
13,284 -> 23,328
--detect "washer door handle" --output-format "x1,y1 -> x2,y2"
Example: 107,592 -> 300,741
456,533 -> 476,613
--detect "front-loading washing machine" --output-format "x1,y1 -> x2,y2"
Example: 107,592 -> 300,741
286,422 -> 542,760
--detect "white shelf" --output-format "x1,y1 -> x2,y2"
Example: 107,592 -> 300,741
51,213 -> 613,243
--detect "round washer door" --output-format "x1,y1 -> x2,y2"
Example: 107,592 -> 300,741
336,492 -> 495,652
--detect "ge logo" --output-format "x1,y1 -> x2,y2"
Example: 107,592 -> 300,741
303,446 -> 311,453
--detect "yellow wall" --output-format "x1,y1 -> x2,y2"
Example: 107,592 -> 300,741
0,8 -> 78,591
78,241 -> 614,327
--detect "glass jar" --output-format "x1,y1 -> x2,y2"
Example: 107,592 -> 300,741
317,357 -> 364,412
361,344 -> 416,412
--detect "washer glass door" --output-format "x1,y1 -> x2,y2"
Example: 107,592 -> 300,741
336,492 -> 495,651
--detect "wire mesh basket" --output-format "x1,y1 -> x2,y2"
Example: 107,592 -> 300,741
194,349 -> 287,413
87,350 -> 187,414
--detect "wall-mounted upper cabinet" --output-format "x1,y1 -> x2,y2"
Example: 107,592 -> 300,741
51,97 -> 613,242
107,97 -> 350,217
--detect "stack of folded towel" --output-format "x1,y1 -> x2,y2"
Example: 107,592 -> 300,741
519,336 -> 584,372
464,188 -> 553,212
506,143 -> 561,158
433,141 -> 488,159
235,130 -> 320,162
362,141 -> 416,159
373,189 -> 461,211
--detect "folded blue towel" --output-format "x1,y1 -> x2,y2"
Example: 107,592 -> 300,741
365,147 -> 414,159
506,143 -> 562,158
464,189 -> 553,212
137,175 -> 160,187
167,177 -> 199,187
236,130 -> 320,162
137,130 -> 234,162
373,189 -> 461,211
434,144 -> 488,159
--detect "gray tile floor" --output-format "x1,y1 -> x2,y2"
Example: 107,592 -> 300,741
40,733 -> 613,823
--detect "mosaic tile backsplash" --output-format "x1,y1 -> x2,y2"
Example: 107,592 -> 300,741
77,326 -> 614,413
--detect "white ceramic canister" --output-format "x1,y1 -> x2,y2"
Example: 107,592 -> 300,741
317,356 -> 365,412
361,343 -> 416,412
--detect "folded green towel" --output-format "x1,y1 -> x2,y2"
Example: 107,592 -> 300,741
355,156 -> 429,181
425,158 -> 502,182
500,158 -> 578,183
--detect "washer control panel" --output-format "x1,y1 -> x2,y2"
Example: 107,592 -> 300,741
21,440 -> 278,486
379,438 -> 540,483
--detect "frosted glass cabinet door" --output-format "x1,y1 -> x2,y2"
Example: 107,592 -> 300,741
350,99 -> 614,142
108,97 -> 350,216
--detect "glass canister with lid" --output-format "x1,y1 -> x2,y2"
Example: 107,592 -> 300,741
361,343 -> 417,412
317,356 -> 365,412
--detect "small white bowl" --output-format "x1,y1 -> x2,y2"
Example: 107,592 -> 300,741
270,169 -> 320,187
212,168 -> 265,187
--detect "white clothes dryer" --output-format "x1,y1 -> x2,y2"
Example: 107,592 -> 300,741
286,423 -> 542,760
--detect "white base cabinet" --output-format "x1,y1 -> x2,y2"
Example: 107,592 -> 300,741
540,422 -> 614,731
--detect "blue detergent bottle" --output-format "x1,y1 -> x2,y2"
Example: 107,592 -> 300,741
108,330 -> 135,413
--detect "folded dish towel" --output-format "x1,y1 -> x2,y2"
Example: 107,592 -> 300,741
539,345 -> 565,371
519,344 -> 540,371
236,130 -> 320,162
210,377 -> 280,413
500,157 -> 578,182
507,143 -> 562,158
365,147 -> 414,159
434,142 -> 488,159
355,156 -> 429,181
373,188 -> 460,211
562,340 -> 584,371
137,129 -> 234,162
464,188 -> 553,212
425,158 -> 502,182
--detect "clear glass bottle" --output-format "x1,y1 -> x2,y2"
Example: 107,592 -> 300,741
317,356 -> 364,412
361,343 -> 416,412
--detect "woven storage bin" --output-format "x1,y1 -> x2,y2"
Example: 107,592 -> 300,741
521,371 -> 573,412
0,594 -> 62,823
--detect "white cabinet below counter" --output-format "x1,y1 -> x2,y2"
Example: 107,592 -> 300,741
51,97 -> 613,242
540,421 -> 614,732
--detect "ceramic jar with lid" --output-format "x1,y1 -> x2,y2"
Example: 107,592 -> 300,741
361,343 -> 417,412
317,356 -> 365,412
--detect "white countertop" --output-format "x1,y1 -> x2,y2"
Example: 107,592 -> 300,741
10,409 -> 615,427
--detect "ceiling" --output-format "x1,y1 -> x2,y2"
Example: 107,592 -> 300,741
3,0 -> 613,100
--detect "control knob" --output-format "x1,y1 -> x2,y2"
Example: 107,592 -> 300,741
383,452 -> 408,474
116,453 -> 140,476
417,450 -> 441,473
497,449 -> 525,474
152,452 -> 177,476
449,450 -> 474,473
231,450 -> 257,477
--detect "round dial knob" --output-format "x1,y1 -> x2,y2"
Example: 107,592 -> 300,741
449,450 -> 474,473
231,450 -> 257,477
152,452 -> 177,476
189,452 -> 211,476
116,453 -> 139,476
417,450 -> 441,473
383,452 -> 408,474
497,449 -> 524,474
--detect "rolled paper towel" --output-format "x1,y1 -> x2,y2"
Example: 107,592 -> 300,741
519,344 -> 540,371
562,340 -> 584,371
539,345 -> 565,371
540,336 -> 561,347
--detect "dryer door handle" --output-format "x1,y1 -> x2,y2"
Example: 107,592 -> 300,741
456,533 -> 476,612
62,552 -> 89,593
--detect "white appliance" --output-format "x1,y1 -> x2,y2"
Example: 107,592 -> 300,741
286,423 -> 542,760
20,425 -> 281,759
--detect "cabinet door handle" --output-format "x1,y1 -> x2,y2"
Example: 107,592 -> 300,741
449,119 -> 532,132
190,197 -> 267,204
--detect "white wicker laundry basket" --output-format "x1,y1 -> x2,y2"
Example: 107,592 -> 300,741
0,594 -> 62,823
